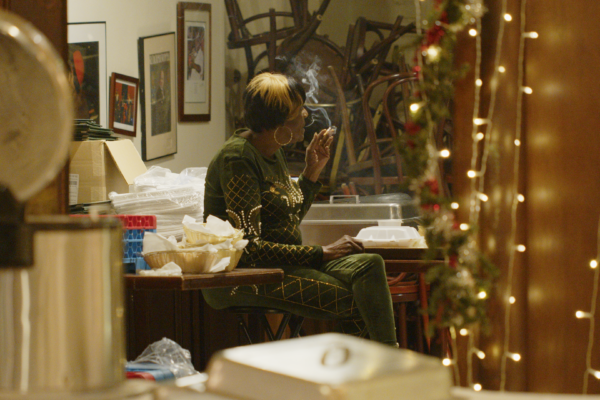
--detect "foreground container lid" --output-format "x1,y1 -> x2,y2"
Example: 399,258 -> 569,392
205,333 -> 452,400
0,9 -> 73,203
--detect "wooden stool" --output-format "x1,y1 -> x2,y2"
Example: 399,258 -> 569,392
227,306 -> 305,344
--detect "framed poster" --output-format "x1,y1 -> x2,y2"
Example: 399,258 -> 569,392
68,22 -> 107,127
177,2 -> 211,122
109,73 -> 139,137
138,32 -> 177,161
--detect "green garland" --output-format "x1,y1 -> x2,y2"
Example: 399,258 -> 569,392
398,0 -> 499,334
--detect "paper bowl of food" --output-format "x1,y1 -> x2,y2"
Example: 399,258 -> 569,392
144,248 -> 243,274
183,225 -> 245,246
182,215 -> 245,246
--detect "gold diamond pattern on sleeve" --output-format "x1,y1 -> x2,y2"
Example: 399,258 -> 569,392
225,174 -> 262,236
224,171 -> 320,267
225,175 -> 259,210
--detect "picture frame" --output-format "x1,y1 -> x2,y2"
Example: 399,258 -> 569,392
177,2 -> 211,122
109,73 -> 139,137
68,22 -> 107,127
138,32 -> 177,161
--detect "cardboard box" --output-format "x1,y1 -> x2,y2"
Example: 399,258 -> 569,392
69,139 -> 147,204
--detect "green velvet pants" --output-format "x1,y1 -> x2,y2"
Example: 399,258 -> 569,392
201,253 -> 397,346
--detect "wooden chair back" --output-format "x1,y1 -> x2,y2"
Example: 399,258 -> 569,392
343,17 -> 416,89
346,73 -> 416,194
224,0 -> 332,81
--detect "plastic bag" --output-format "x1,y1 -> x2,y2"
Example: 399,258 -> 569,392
131,166 -> 207,194
129,337 -> 198,378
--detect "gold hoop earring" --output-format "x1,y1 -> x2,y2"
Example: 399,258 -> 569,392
274,126 -> 293,146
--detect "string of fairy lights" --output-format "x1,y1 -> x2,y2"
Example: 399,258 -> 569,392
410,0 -> 538,391
416,0 -> 535,391
498,0 -> 537,390
415,0 -> 597,393
577,219 -> 600,393
463,0 -> 511,391
412,0 -> 492,388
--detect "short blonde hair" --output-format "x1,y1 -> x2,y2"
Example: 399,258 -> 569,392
244,73 -> 306,132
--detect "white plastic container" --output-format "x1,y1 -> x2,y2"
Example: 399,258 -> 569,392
355,226 -> 424,248
377,219 -> 403,226
205,333 -> 452,400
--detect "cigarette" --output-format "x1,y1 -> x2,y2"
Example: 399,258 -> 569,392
328,126 -> 337,136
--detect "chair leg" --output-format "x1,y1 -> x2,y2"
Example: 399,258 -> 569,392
236,314 -> 253,345
418,273 -> 431,352
234,310 -> 305,343
259,313 -> 276,341
289,315 -> 305,338
274,313 -> 292,340
244,46 -> 256,81
415,307 -> 425,353
398,303 -> 408,348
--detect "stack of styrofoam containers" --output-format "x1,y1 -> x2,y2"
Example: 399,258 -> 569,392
116,215 -> 157,273
109,166 -> 207,240
109,187 -> 202,240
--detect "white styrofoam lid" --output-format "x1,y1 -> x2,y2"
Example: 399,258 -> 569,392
210,333 -> 443,385
355,226 -> 421,241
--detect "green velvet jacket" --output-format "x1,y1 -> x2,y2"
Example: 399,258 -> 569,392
203,133 -> 323,268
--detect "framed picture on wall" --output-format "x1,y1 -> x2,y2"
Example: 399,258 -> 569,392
68,21 -> 107,127
138,32 -> 177,161
177,2 -> 211,122
108,73 -> 139,137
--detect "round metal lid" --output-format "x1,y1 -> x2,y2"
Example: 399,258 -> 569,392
0,10 -> 73,202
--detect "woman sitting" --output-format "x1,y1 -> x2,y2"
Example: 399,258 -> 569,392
202,72 -> 397,346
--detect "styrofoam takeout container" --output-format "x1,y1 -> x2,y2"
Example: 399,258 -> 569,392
355,226 -> 422,248
377,219 -> 403,226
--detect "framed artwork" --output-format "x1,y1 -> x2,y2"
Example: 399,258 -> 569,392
138,32 -> 177,161
68,22 -> 107,127
109,73 -> 139,137
177,2 -> 211,122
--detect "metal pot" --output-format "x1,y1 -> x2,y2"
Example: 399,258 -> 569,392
0,216 -> 125,394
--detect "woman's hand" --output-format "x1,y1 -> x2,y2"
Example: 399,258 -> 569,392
322,235 -> 365,262
303,128 -> 334,182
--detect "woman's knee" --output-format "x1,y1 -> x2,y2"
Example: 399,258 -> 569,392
353,253 -> 386,277
365,253 -> 385,267
360,253 -> 385,270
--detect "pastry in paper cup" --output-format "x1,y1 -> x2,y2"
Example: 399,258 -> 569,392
183,224 -> 244,246
144,248 -> 243,274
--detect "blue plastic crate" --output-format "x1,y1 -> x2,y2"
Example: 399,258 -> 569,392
135,257 -> 150,271
124,257 -> 150,273
124,261 -> 136,274
123,228 -> 156,241
123,239 -> 143,260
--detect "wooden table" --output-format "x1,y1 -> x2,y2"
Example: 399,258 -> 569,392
125,268 -> 284,290
124,268 -> 284,371
366,247 -> 443,272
